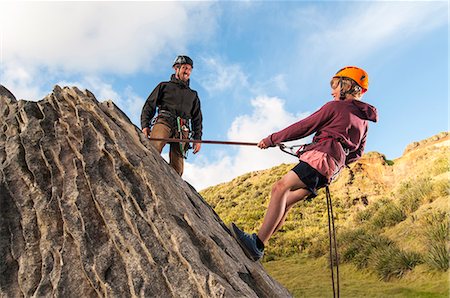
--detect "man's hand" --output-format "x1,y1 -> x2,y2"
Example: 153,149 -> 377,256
142,127 -> 151,138
193,143 -> 201,154
257,139 -> 269,149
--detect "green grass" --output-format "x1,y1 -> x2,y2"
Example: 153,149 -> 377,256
263,255 -> 449,298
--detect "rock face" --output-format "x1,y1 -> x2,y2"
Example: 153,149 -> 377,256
0,85 -> 291,297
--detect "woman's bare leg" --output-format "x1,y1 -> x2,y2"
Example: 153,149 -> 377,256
270,187 -> 311,236
257,171 -> 311,244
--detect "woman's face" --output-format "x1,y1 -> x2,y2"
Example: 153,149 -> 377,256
330,77 -> 355,101
330,78 -> 341,101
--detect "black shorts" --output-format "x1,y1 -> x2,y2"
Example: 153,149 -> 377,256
291,161 -> 328,198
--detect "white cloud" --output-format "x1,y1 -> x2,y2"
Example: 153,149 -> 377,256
198,57 -> 249,93
0,2 -> 216,74
197,56 -> 289,100
298,2 -> 447,69
0,62 -> 44,100
0,1 -> 216,105
184,96 -> 312,190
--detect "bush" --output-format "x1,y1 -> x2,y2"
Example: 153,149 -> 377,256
370,246 -> 423,281
338,228 -> 394,269
397,178 -> 434,214
354,207 -> 373,223
370,200 -> 406,229
431,156 -> 450,176
426,244 -> 449,271
422,211 -> 449,271
430,179 -> 450,200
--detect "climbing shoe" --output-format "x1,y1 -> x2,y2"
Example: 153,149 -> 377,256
230,223 -> 264,261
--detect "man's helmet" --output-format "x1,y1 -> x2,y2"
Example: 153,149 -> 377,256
334,66 -> 368,91
173,55 -> 193,68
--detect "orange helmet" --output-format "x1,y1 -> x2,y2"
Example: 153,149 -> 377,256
334,66 -> 368,91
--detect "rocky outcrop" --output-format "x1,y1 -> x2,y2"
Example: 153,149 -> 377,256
403,131 -> 449,155
0,85 -> 291,297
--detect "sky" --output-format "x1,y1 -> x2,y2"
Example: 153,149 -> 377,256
1,1 -> 448,191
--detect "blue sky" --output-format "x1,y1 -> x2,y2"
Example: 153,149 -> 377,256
1,1 -> 448,190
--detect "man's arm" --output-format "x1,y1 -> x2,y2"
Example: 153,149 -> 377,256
190,93 -> 203,154
190,93 -> 203,140
141,83 -> 163,131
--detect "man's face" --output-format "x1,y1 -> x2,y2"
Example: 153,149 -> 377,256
175,64 -> 192,82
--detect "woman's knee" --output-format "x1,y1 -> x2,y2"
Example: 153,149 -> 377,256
271,179 -> 288,195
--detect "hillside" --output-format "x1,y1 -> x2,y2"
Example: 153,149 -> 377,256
201,132 -> 449,280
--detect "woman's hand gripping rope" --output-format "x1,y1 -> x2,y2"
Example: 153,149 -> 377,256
257,140 -> 269,149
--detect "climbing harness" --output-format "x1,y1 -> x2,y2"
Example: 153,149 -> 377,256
176,116 -> 191,159
326,186 -> 340,298
149,110 -> 193,158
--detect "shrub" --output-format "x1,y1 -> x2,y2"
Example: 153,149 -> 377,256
431,156 -> 450,176
397,178 -> 434,214
370,200 -> 406,229
430,179 -> 450,200
354,207 -> 373,223
370,246 -> 423,281
426,244 -> 449,271
422,211 -> 449,271
338,228 -> 394,269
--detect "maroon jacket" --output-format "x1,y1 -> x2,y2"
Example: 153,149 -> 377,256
263,100 -> 378,168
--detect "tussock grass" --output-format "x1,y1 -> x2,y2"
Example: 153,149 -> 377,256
398,178 -> 435,214
371,200 -> 406,229
421,211 -> 449,271
338,228 -> 394,269
371,246 -> 423,281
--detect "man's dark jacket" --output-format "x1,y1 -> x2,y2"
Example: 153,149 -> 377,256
141,74 -> 203,140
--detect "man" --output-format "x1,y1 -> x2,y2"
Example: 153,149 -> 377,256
231,66 -> 378,261
141,55 -> 203,176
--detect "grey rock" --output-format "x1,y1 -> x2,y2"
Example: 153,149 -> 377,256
0,85 -> 291,297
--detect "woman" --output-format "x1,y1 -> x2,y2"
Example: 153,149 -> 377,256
231,66 -> 378,261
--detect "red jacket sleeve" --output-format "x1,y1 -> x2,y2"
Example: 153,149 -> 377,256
263,102 -> 333,146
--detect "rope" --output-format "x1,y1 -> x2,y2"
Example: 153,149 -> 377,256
147,137 -> 258,146
325,186 -> 340,298
147,138 -> 311,154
